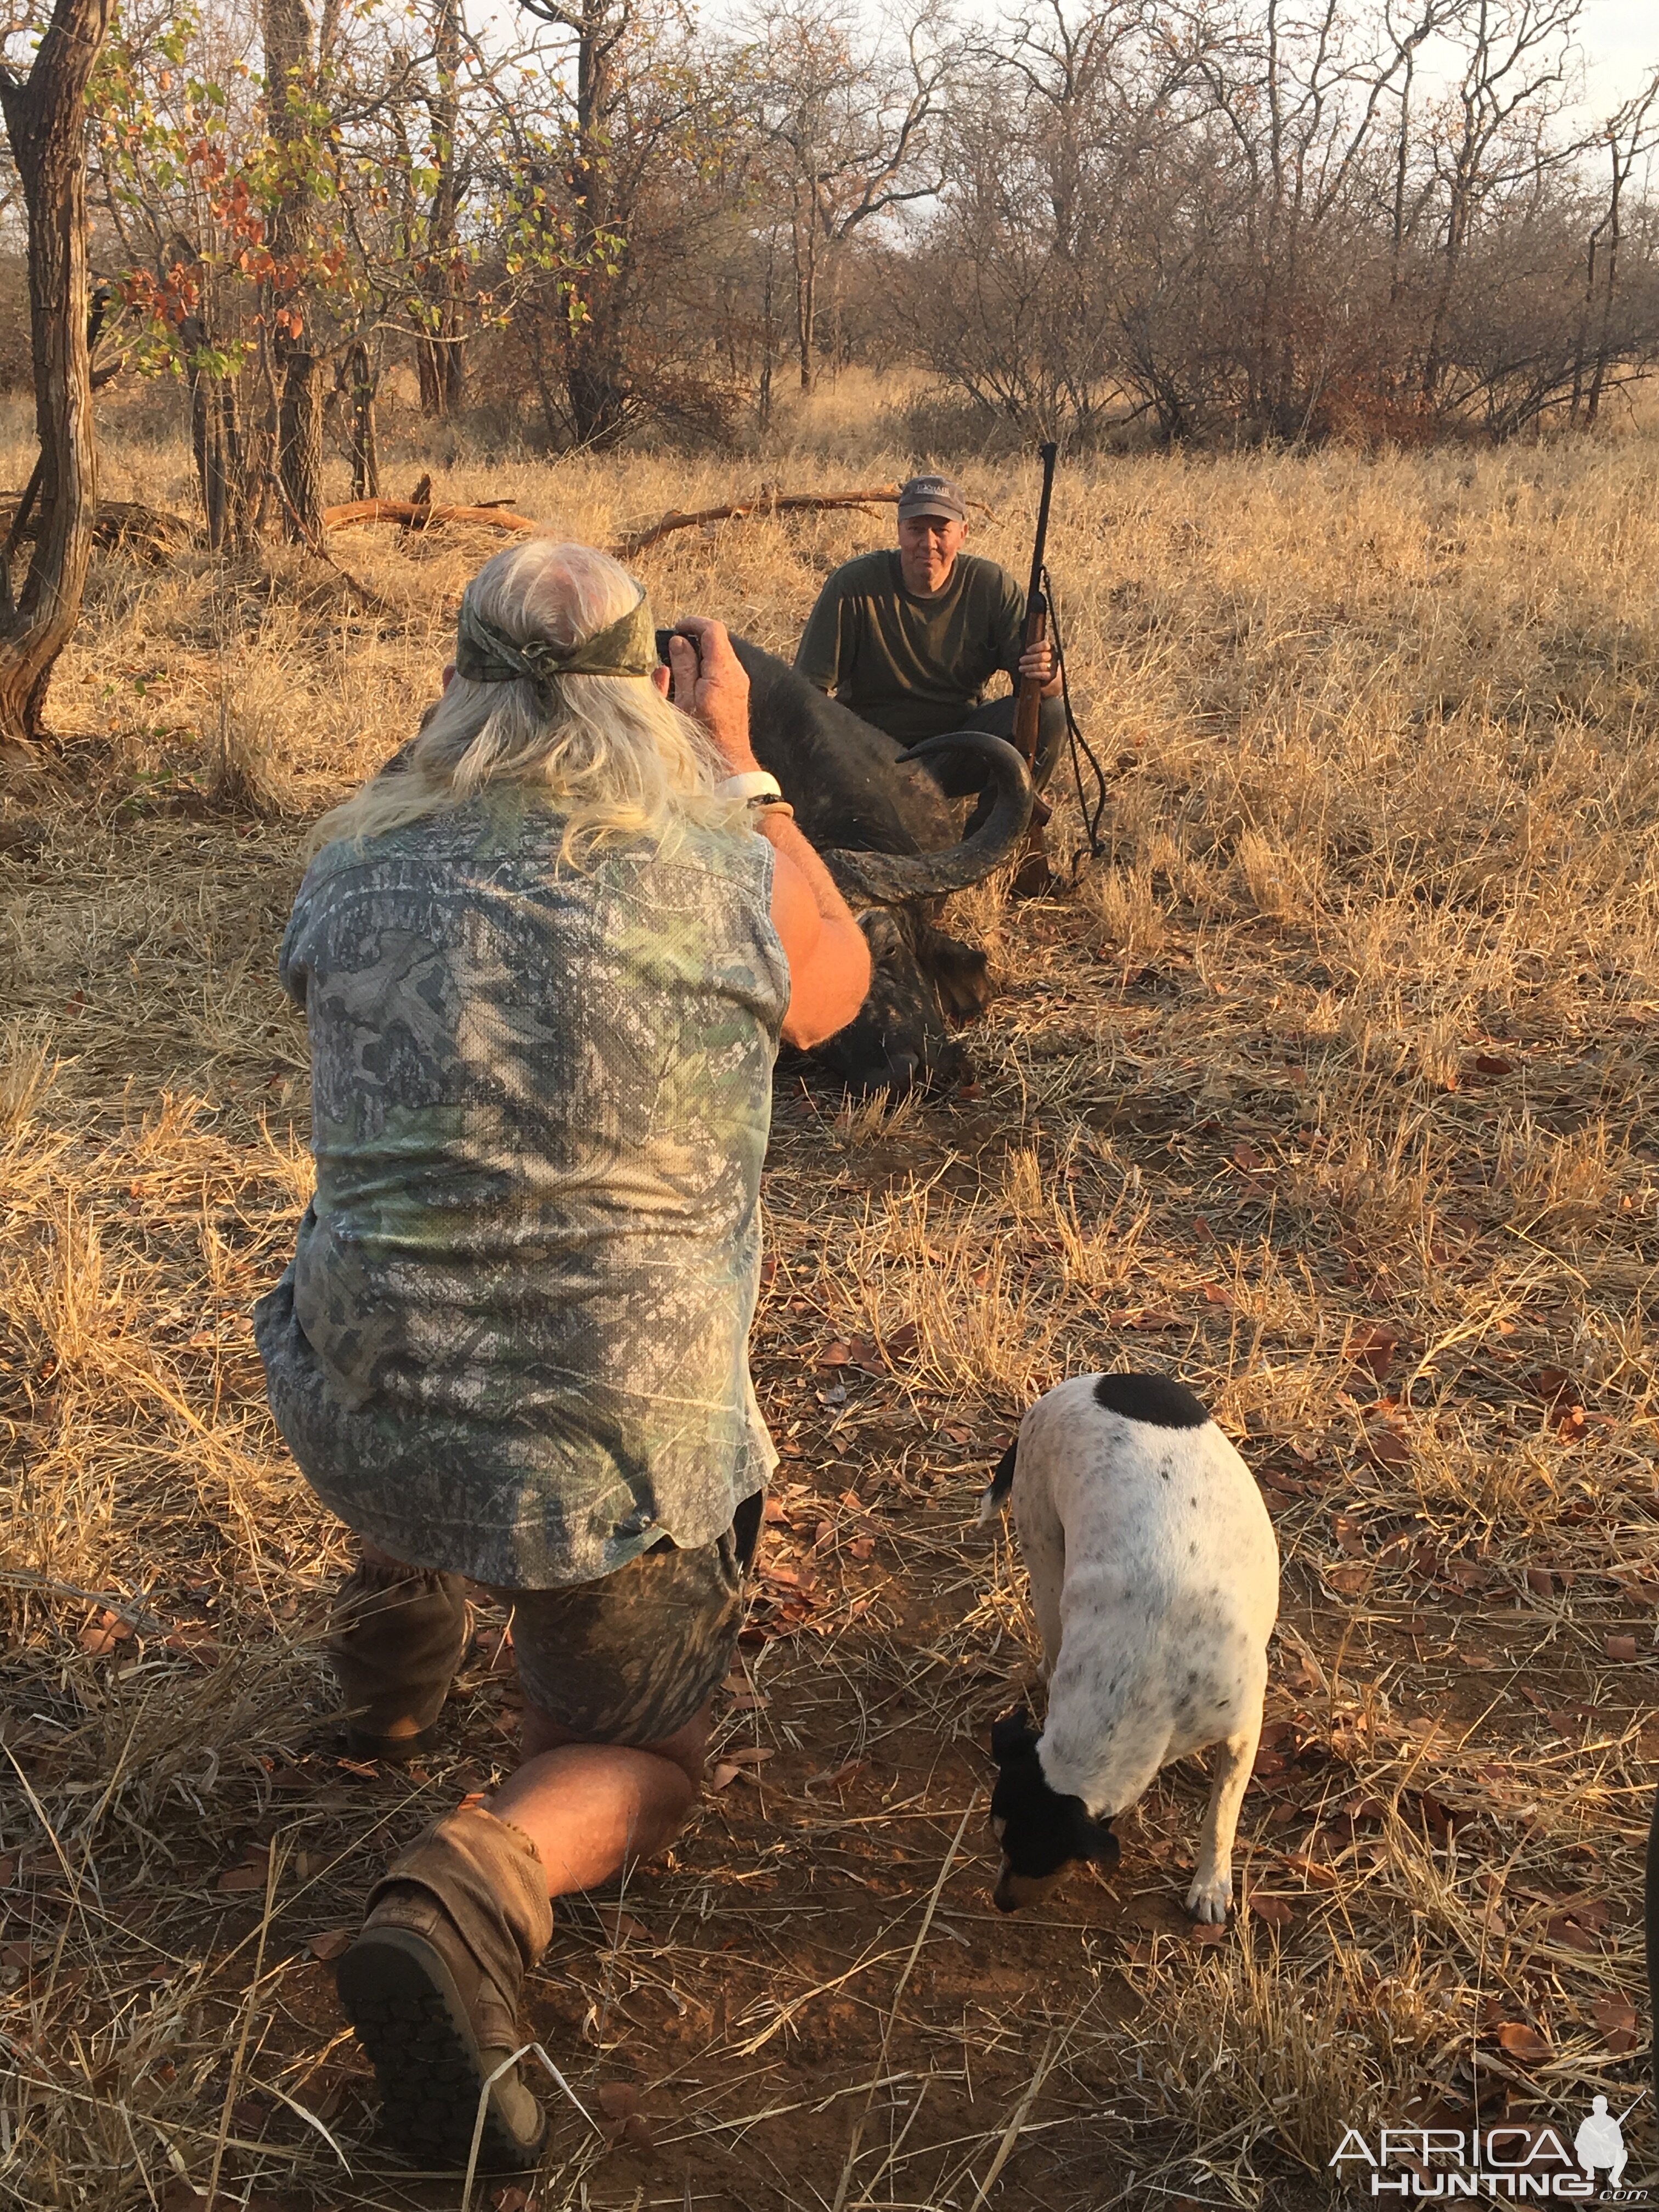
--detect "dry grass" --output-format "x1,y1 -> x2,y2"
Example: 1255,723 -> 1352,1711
3,385 -> 1659,2209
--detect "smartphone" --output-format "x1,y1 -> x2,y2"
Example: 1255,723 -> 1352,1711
654,627 -> 701,673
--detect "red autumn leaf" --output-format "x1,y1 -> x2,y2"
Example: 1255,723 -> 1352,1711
849,1536 -> 874,1561
884,1321 -> 920,1356
723,1746 -> 774,1766
596,2080 -> 639,2121
1348,1323 -> 1398,1379
622,2112 -> 657,2148
308,1928 -> 352,1961
1526,1566 -> 1555,1599
1203,1283 -> 1234,1306
1474,1052 -> 1514,1076
1324,1564 -> 1369,1595
1187,1921 -> 1228,1945
710,1762 -> 741,1790
1232,1138 -> 1269,1171
1333,1515 -> 1368,1558
1494,2022 -> 1551,2061
1605,1634 -> 1640,1662
1556,1405 -> 1587,1442
820,1341 -> 851,1367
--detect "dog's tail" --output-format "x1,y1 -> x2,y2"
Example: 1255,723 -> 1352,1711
977,1436 -> 1019,1524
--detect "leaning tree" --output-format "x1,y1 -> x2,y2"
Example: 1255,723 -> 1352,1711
0,0 -> 116,749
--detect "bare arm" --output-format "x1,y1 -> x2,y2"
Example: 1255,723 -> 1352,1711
664,619 -> 871,1050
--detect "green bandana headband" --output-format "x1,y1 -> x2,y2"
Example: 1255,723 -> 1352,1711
453,584 -> 658,688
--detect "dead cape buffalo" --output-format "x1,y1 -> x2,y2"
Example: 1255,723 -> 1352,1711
723,636 -> 1035,1096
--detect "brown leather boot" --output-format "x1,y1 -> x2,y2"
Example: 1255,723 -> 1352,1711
327,1556 -> 472,1761
336,1806 -> 553,2170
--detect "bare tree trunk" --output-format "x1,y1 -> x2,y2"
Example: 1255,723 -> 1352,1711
346,339 -> 380,497
265,0 -> 324,541
0,0 -> 115,747
416,0 -> 466,419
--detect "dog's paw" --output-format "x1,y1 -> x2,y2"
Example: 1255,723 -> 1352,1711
1184,1872 -> 1233,1925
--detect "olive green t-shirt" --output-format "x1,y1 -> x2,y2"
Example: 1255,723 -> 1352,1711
793,549 -> 1026,742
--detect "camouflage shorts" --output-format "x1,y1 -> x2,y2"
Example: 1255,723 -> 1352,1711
490,1492 -> 763,1743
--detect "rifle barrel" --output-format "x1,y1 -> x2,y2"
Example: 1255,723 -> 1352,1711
1025,441 -> 1059,628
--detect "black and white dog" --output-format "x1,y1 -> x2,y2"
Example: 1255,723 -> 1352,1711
981,1371 -> 1279,1922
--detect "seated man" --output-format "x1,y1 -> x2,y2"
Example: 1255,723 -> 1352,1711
794,472 -> 1066,801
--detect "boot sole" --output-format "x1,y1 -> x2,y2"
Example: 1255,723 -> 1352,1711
336,1925 -> 546,2171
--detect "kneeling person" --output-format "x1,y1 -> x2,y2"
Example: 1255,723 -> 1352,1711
255,544 -> 868,2170
793,472 -> 1065,800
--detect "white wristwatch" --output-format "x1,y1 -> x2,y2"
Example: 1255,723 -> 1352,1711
716,770 -> 785,803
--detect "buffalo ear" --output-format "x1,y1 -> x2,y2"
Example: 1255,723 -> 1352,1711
991,1709 -> 1039,1762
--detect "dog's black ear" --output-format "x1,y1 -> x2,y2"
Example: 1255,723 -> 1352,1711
991,1709 -> 1039,1762
1082,1815 -> 1120,1869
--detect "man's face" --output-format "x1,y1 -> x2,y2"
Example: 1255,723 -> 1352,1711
898,512 -> 967,596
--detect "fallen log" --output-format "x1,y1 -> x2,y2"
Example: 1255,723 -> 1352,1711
612,485 -> 905,560
323,498 -> 542,535
0,493 -> 195,561
319,482 -> 996,560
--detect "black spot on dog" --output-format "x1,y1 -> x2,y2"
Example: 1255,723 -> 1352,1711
1093,1372 -> 1210,1429
989,1710 -> 1118,1904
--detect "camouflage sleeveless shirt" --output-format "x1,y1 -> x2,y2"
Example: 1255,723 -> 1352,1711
255,790 -> 788,1587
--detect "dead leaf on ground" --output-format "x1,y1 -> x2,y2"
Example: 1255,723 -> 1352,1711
1364,1427 -> 1411,1468
595,2081 -> 639,2121
1246,1894 -> 1294,1928
1187,1921 -> 1228,1945
216,1847 -> 270,1895
1494,2021 -> 1551,2061
1605,1633 -> 1640,1662
78,1607 -> 134,1656
1348,1322 -> 1399,1379
307,1929 -> 352,1962
710,1762 -> 742,1790
1324,1564 -> 1369,1595
1591,1994 -> 1638,2055
819,1341 -> 851,1367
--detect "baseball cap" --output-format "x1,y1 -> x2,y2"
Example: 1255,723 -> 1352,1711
897,474 -> 967,523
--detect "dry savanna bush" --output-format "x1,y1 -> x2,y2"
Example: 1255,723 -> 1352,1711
1,386 -> 1658,2209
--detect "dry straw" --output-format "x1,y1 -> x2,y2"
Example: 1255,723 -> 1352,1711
2,383 -> 1657,2208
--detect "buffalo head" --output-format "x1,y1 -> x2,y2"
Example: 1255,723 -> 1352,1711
715,640 -> 1036,1097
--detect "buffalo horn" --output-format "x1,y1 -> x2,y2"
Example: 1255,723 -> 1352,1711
819,731 -> 1034,904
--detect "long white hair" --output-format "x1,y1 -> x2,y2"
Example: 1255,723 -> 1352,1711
309,539 -> 747,862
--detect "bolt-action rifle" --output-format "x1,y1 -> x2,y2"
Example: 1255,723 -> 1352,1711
1009,441 -> 1059,897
